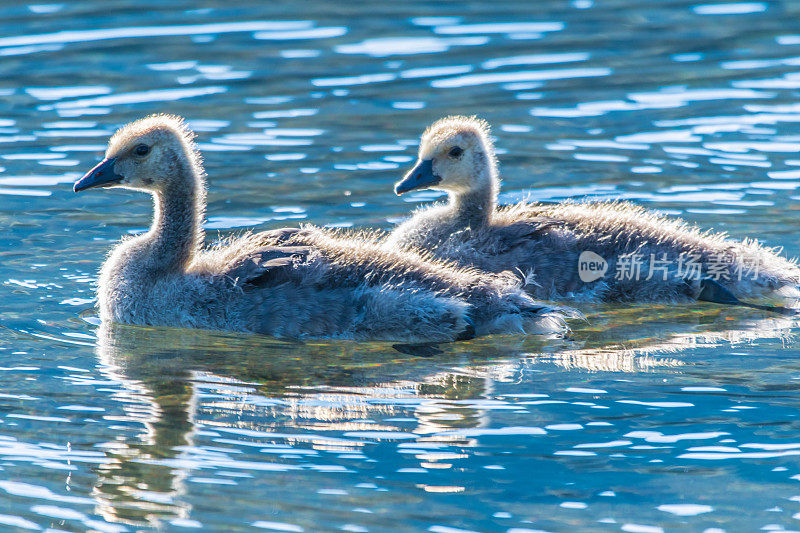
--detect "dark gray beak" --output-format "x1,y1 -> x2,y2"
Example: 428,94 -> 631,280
74,157 -> 123,192
394,159 -> 440,195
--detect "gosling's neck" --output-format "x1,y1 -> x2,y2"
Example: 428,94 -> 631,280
447,155 -> 498,230
146,179 -> 204,273
114,164 -> 205,280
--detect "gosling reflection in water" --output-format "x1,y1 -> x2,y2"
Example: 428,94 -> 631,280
87,309 -> 792,527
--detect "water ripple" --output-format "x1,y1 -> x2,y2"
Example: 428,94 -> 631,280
431,67 -> 611,88
0,20 -> 315,47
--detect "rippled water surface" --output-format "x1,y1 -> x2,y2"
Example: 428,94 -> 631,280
3,0 -> 800,531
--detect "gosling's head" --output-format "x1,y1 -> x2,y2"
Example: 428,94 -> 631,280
394,115 -> 497,196
74,114 -> 204,194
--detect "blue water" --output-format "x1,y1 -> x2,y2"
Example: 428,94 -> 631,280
2,0 -> 800,531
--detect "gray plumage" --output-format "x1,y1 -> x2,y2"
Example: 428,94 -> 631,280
386,115 -> 800,305
74,114 -> 573,342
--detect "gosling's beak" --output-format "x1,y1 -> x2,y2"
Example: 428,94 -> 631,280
394,159 -> 440,195
73,157 -> 123,192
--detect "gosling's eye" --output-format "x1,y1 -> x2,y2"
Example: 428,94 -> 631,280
448,146 -> 464,158
134,144 -> 150,156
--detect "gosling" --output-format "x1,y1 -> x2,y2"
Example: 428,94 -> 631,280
386,115 -> 800,309
73,114 -> 573,342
